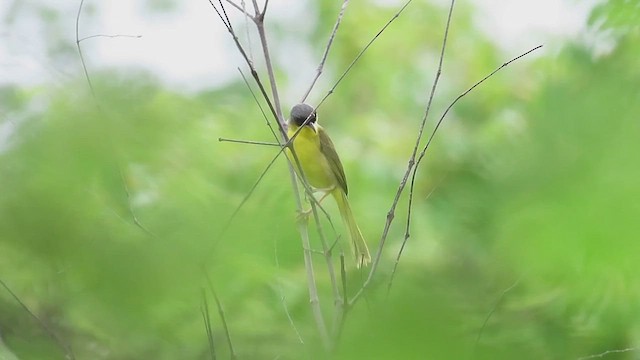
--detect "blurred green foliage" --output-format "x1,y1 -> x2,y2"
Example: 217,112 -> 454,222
1,0 -> 640,359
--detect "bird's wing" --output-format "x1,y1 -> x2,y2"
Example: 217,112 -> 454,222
318,126 -> 349,195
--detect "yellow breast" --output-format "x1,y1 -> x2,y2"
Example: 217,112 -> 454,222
287,125 -> 336,190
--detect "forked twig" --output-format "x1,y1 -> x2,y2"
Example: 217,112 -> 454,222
392,44 -> 544,289
301,0 -> 350,103
348,0 -> 454,307
384,0 -> 457,293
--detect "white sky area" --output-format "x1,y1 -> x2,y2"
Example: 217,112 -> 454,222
0,0 -> 596,92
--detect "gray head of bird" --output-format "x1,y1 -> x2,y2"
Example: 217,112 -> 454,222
290,103 -> 317,128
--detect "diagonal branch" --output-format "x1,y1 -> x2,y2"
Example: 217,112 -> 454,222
206,276 -> 238,360
0,278 -> 75,360
314,0 -> 414,113
300,0 -> 350,103
201,291 -> 218,360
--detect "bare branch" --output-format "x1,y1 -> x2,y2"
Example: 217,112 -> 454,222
348,0 -> 453,307
261,0 -> 270,17
118,168 -> 156,237
206,277 -> 238,360
254,15 -> 284,125
206,0 -> 282,135
75,0 -> 95,98
578,348 -> 640,360
76,0 -> 153,237
295,206 -> 331,349
387,178 -> 441,294
218,138 -> 281,146
383,0 -> 458,288
78,34 -> 142,42
300,0 -> 350,103
238,68 -> 280,141
309,199 -> 340,304
250,0 -> 260,17
274,240 -> 305,345
315,0 -> 414,112
474,278 -> 520,353
224,0 -> 254,20
201,291 -> 218,360
404,43 -> 544,257
331,253 -> 348,342
352,43 -> 542,306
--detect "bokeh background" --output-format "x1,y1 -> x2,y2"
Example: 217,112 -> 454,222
1,0 -> 639,359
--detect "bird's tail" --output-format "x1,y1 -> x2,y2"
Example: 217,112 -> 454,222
333,189 -> 371,268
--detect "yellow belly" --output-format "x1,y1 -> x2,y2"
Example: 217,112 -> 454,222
287,126 -> 335,190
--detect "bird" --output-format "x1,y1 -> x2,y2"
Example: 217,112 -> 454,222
286,103 -> 371,268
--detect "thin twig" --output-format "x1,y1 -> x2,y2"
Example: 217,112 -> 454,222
387,178 -> 442,295
239,1 -> 254,63
274,238 -> 305,345
309,199 -> 341,304
261,0 -> 270,17
578,348 -> 640,360
331,253 -> 348,342
201,290 -> 218,360
206,277 -> 238,360
404,43 -> 544,259
314,0 -> 414,113
224,0 -> 252,20
254,8 -> 283,125
78,34 -> 142,42
237,68 -> 279,141
76,0 -> 153,236
352,44 -> 543,307
206,0 -> 281,134
0,278 -> 75,360
218,138 -> 281,146
386,0 -> 456,294
473,278 -> 520,354
300,0 -> 350,103
75,0 -> 95,98
348,0 -> 452,307
118,168 -> 156,237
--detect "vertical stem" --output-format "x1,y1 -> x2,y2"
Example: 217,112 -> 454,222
256,20 -> 284,125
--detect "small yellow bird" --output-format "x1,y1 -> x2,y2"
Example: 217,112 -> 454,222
287,103 -> 371,268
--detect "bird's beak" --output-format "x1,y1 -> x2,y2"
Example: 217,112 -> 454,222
308,122 -> 317,133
